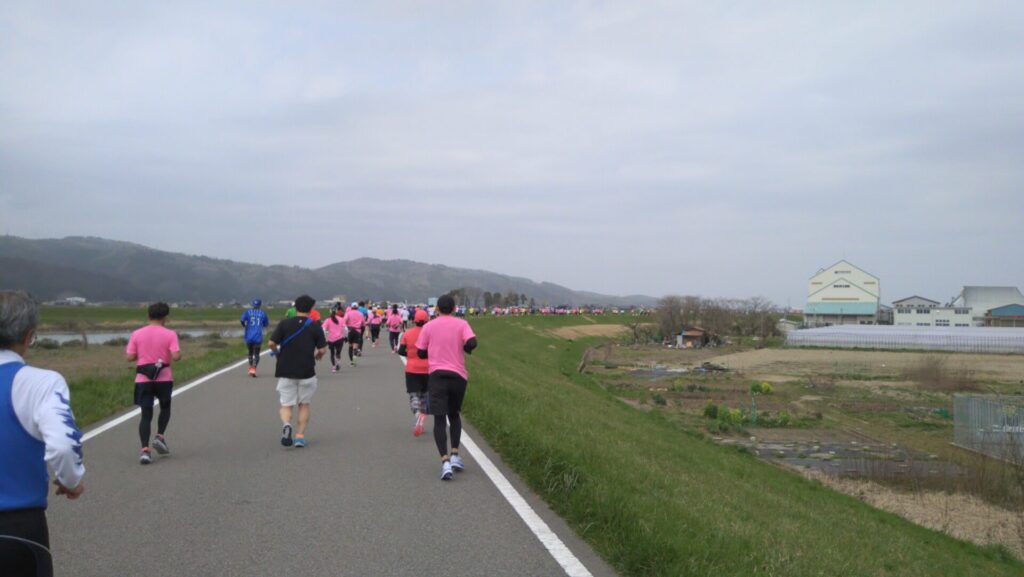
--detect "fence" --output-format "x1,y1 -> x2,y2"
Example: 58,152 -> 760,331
953,394 -> 1024,462
786,326 -> 1024,354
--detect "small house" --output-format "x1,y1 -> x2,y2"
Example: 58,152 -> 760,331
676,327 -> 716,349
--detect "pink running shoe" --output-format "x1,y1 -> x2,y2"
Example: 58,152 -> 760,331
413,412 -> 427,437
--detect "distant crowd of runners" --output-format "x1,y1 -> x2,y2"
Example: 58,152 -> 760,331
0,290 -> 477,575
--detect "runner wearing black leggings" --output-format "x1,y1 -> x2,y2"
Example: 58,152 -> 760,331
414,295 -> 478,480
386,304 -> 402,352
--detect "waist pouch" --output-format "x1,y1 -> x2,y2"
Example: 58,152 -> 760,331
136,362 -> 169,380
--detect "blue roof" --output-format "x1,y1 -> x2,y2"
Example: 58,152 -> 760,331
804,302 -> 878,315
990,304 -> 1024,317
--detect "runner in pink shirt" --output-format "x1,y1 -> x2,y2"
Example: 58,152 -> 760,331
324,305 -> 348,372
125,302 -> 181,465
368,309 -> 383,348
415,294 -> 478,480
343,303 -> 365,365
386,304 -> 403,352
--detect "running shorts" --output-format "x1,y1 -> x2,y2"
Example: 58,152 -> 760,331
428,370 -> 467,416
277,377 -> 318,406
348,328 -> 363,345
405,372 -> 429,395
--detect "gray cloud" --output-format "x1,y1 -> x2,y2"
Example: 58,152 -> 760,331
2,1 -> 1022,305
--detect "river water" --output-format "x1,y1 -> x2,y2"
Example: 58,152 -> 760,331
37,328 -> 245,345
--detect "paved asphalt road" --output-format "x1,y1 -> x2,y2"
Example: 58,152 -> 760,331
46,342 -> 619,577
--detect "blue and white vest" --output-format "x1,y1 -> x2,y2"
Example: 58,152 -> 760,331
0,362 -> 48,511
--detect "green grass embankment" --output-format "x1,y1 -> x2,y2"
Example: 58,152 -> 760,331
69,343 -> 249,427
463,316 -> 1021,577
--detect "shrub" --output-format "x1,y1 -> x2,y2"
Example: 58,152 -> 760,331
652,394 -> 667,406
34,338 -> 61,350
103,337 -> 129,347
750,381 -> 773,395
61,339 -> 85,348
702,403 -> 719,419
719,407 -> 743,426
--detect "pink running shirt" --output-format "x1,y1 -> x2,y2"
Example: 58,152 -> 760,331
325,316 -> 347,342
343,309 -> 365,330
386,313 -> 402,332
126,325 -> 180,383
415,315 -> 476,380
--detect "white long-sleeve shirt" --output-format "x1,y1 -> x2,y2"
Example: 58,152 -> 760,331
0,350 -> 85,489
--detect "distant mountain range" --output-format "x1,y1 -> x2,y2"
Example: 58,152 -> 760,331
0,236 -> 656,307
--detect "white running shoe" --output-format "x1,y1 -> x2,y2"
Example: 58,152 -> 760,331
440,460 -> 453,481
152,435 -> 169,455
449,453 -> 465,472
139,448 -> 152,465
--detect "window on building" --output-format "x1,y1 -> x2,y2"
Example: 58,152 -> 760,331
916,323 -> 931,326
955,323 -> 969,327
955,308 -> 969,315
915,308 -> 931,314
935,319 -> 949,327
833,284 -> 850,289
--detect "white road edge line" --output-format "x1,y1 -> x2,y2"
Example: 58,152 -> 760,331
399,355 -> 592,577
81,351 -> 270,443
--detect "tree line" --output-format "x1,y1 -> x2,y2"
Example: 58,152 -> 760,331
446,287 -> 535,309
656,295 -> 781,341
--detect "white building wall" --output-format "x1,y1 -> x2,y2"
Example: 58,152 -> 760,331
894,307 -> 974,327
807,261 -> 879,306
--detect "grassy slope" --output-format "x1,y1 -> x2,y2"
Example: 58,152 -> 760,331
68,343 -> 249,427
463,316 -> 1021,577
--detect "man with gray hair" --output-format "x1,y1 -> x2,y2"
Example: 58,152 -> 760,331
0,291 -> 85,577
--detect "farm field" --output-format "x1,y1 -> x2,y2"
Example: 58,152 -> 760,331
585,340 -> 1024,557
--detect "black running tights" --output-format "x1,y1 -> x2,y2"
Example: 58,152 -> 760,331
434,413 -> 462,457
329,340 -> 344,365
247,342 -> 261,367
139,399 -> 171,448
388,331 -> 400,350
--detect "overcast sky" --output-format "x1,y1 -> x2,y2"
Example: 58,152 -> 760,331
2,2 -> 1022,307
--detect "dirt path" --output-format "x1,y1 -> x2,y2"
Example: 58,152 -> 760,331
551,324 -> 630,339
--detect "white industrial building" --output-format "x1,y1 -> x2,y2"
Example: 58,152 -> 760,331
892,286 -> 1024,328
804,260 -> 881,327
893,296 -> 971,327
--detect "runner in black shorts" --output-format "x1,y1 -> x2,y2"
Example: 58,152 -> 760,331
414,295 -> 477,480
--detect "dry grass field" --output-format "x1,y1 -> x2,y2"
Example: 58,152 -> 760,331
586,342 -> 1024,557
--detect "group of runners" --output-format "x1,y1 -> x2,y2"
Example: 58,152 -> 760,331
0,290 -> 477,575
241,294 -> 475,480
129,295 -> 471,480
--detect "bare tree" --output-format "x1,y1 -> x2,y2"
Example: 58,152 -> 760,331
656,295 -> 686,339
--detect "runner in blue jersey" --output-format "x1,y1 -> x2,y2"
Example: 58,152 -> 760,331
240,299 -> 269,377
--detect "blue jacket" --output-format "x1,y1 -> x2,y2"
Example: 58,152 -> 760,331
241,308 -> 269,344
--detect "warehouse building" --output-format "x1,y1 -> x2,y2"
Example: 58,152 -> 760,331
892,286 -> 1024,327
951,286 -> 1024,326
804,260 -> 881,327
892,296 -> 971,327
